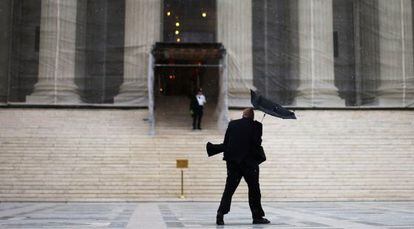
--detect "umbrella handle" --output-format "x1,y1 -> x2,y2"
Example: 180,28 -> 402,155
261,113 -> 266,122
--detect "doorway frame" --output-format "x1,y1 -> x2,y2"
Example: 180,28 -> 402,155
147,44 -> 228,135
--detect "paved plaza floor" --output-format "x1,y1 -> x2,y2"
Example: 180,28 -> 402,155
0,202 -> 413,229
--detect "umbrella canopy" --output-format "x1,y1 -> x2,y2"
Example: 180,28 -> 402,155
250,90 -> 297,119
206,142 -> 224,157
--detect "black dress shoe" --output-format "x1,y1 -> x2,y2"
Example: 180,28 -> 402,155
253,217 -> 270,224
216,214 -> 224,225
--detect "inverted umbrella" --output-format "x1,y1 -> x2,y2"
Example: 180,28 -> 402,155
206,142 -> 224,157
250,90 -> 297,120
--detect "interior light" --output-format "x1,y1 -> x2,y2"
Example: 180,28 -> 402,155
202,12 -> 207,18
166,11 -> 171,16
176,38 -> 181,42
175,30 -> 180,35
175,22 -> 180,27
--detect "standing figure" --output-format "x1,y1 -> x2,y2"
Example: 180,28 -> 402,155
216,108 -> 270,225
190,89 -> 206,130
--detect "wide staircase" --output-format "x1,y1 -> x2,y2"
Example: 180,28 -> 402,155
0,108 -> 413,201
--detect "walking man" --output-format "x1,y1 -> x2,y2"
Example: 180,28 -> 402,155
216,108 -> 270,225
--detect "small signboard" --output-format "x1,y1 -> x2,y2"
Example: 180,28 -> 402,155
176,159 -> 188,169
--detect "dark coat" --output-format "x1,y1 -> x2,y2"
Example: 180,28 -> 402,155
223,117 -> 263,165
189,96 -> 202,115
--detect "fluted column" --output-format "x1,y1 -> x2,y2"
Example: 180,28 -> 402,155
217,0 -> 253,107
294,0 -> 344,107
27,0 -> 80,104
115,0 -> 161,106
377,0 -> 414,107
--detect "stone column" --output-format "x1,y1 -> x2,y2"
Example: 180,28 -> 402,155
217,0 -> 253,107
0,0 -> 12,103
27,0 -> 80,104
377,0 -> 414,107
115,0 -> 161,106
294,0 -> 344,107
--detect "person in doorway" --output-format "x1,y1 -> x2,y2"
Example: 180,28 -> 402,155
216,108 -> 270,225
190,89 -> 206,130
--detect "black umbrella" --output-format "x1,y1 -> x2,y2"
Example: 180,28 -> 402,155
250,90 -> 297,120
206,142 -> 224,157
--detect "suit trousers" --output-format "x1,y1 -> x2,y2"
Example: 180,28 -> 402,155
192,108 -> 203,129
217,160 -> 265,219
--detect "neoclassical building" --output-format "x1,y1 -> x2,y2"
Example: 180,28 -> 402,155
0,0 -> 413,108
0,0 -> 414,202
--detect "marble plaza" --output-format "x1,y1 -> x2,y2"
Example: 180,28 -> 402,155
0,202 -> 413,229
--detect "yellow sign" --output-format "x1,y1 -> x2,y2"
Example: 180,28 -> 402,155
176,159 -> 188,169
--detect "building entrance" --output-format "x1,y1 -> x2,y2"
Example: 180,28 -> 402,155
149,43 -> 227,134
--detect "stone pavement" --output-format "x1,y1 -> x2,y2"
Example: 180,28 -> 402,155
0,202 -> 413,229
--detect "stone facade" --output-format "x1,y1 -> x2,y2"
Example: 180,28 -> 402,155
1,0 -> 413,107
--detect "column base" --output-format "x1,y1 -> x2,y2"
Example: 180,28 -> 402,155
376,91 -> 414,107
114,94 -> 148,106
227,79 -> 255,108
228,90 -> 251,108
228,97 -> 250,108
294,97 -> 344,107
26,95 -> 81,105
294,88 -> 345,107
377,76 -> 414,106
26,82 -> 81,105
114,80 -> 148,106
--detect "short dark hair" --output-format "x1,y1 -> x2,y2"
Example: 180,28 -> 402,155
242,108 -> 254,119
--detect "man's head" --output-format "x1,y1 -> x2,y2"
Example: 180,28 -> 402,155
242,108 -> 254,119
197,88 -> 203,95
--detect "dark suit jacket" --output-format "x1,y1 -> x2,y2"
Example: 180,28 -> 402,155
189,96 -> 202,115
223,117 -> 263,165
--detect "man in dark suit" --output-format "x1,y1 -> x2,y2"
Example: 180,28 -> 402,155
216,108 -> 270,225
189,89 -> 206,130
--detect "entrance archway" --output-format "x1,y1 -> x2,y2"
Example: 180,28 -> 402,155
148,43 -> 228,135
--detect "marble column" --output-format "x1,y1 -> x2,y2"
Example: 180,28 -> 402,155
377,0 -> 414,107
115,0 -> 161,106
294,0 -> 344,107
27,0 -> 80,104
217,0 -> 253,107
0,0 -> 12,103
